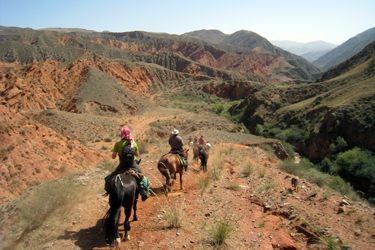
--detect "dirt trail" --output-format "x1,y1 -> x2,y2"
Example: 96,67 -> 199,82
40,143 -> 375,250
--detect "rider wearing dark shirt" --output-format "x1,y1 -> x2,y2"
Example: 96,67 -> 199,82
169,129 -> 184,151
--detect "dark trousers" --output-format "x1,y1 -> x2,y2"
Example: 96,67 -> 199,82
114,160 -> 143,174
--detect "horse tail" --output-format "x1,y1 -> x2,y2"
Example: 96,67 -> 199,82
103,175 -> 125,245
158,160 -> 171,181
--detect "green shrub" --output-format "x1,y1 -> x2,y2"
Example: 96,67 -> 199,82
305,168 -> 329,187
328,176 -> 352,195
282,141 -> 295,160
329,136 -> 348,154
286,125 -> 309,142
255,124 -> 264,136
333,148 -> 375,182
209,220 -> 234,247
211,104 -> 225,114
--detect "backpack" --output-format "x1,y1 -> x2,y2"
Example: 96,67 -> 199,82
119,143 -> 135,169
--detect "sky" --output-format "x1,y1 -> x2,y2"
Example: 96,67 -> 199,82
0,0 -> 374,45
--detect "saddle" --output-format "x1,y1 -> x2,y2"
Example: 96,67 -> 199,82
123,169 -> 144,182
160,152 -> 181,164
105,169 -> 143,192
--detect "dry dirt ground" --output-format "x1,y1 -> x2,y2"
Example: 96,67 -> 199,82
34,142 -> 375,250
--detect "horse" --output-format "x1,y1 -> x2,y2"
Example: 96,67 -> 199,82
193,145 -> 209,171
198,145 -> 209,172
158,148 -> 189,192
103,164 -> 142,246
193,145 -> 199,164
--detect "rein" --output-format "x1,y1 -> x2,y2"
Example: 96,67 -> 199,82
115,174 -> 125,187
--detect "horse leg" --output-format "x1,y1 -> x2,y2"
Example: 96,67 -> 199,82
124,207 -> 132,241
133,196 -> 138,221
179,172 -> 183,190
106,206 -> 122,246
104,184 -> 123,247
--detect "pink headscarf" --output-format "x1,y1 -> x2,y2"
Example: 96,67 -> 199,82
121,126 -> 134,149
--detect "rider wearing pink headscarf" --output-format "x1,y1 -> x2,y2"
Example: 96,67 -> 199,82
112,126 -> 141,173
110,126 -> 150,201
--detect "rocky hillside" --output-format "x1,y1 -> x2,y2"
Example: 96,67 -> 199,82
183,29 -> 322,78
0,27 -> 320,84
229,40 -> 375,159
1,25 -> 375,249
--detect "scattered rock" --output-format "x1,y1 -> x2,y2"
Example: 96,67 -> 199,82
304,191 -> 317,201
341,199 -> 350,206
288,214 -> 297,220
338,206 -> 345,214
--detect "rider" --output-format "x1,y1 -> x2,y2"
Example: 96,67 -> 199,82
110,126 -> 150,201
193,136 -> 198,145
169,129 -> 188,169
188,136 -> 193,143
205,141 -> 211,151
198,135 -> 205,145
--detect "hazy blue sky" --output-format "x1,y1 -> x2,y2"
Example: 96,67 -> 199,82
0,0 -> 374,45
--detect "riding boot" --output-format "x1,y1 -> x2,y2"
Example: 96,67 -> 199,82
139,186 -> 150,201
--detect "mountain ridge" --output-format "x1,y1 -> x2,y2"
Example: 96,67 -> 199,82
270,40 -> 338,56
313,27 -> 375,70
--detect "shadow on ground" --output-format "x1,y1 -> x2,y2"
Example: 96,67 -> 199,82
58,219 -> 107,250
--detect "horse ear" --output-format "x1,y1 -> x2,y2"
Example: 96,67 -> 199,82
187,149 -> 189,152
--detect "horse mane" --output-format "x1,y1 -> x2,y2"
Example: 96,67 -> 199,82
181,148 -> 189,158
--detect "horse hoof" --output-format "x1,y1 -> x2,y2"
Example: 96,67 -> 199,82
133,216 -> 139,221
124,235 -> 130,241
115,237 -> 121,246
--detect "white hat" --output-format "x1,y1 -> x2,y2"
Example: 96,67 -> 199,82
171,129 -> 179,135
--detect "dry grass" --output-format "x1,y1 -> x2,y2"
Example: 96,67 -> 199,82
0,170 -> 95,249
197,175 -> 210,195
161,197 -> 185,228
240,162 -> 253,177
209,145 -> 226,181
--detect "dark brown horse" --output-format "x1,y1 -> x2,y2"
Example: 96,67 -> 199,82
103,159 -> 142,246
198,145 -> 209,172
158,148 -> 189,192
193,145 -> 209,172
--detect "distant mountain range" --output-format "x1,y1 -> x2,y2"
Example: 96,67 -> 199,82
182,29 -> 321,79
271,40 -> 338,56
1,25 -> 374,79
312,27 -> 375,70
182,27 -> 375,73
0,26 -> 322,84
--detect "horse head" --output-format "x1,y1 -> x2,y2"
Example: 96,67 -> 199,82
182,148 -> 189,159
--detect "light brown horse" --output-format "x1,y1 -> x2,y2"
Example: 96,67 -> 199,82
158,148 -> 189,192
